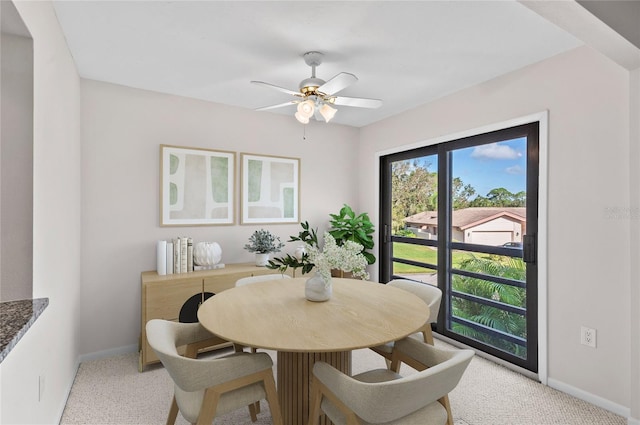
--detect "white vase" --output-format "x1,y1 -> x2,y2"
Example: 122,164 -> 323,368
193,242 -> 222,267
305,271 -> 332,302
255,252 -> 270,266
294,245 -> 306,260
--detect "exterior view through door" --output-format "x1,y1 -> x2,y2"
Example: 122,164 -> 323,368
380,122 -> 539,372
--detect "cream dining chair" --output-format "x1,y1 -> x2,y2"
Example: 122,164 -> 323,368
308,337 -> 473,425
235,273 -> 291,286
235,273 -> 291,354
370,279 -> 442,371
145,319 -> 283,425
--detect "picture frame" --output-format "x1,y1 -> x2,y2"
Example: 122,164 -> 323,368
240,153 -> 300,224
160,145 -> 235,226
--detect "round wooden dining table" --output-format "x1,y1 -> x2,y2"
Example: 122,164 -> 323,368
197,277 -> 429,425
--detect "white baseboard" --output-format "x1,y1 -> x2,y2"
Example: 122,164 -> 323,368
547,378 -> 630,419
78,344 -> 138,363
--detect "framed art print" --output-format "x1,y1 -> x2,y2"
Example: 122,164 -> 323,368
241,153 -> 300,224
160,145 -> 235,226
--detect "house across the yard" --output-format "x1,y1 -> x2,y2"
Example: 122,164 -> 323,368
405,207 -> 526,246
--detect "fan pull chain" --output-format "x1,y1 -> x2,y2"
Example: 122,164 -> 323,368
302,124 -> 306,141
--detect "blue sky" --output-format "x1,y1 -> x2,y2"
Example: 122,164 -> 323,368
414,137 -> 527,198
453,137 -> 527,197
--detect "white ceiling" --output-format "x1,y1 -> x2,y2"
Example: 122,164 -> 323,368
52,1 -> 582,127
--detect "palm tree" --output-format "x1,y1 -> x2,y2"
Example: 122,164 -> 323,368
451,254 -> 527,357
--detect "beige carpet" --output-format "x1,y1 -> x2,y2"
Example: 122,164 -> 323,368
61,340 -> 626,425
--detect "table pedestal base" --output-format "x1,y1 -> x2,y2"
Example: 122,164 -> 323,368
277,351 -> 351,425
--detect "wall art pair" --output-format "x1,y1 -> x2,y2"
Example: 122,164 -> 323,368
160,145 -> 299,226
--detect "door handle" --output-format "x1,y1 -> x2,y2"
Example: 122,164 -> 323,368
523,234 -> 536,264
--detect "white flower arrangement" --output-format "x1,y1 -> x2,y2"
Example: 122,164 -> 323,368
306,233 -> 369,282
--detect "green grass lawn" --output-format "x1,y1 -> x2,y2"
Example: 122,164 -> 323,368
392,242 -> 481,274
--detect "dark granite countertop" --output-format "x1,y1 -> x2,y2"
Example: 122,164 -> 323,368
0,298 -> 49,363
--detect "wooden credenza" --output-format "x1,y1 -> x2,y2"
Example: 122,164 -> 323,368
139,262 -> 286,371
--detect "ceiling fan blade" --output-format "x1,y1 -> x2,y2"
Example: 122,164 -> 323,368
317,72 -> 358,96
251,81 -> 300,97
332,96 -> 382,109
255,101 -> 298,111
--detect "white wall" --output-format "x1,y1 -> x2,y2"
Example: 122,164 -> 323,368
79,79 -> 360,356
629,67 -> 640,424
0,1 -> 82,424
0,29 -> 33,302
359,46 -> 631,411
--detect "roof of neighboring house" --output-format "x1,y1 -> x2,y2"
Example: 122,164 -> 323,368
405,207 -> 526,230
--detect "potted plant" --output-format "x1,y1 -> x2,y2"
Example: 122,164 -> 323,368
244,229 -> 285,266
328,204 -> 376,266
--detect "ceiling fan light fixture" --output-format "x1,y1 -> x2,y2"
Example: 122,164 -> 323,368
297,99 -> 315,117
319,103 -> 337,123
294,111 -> 310,124
253,51 -> 382,126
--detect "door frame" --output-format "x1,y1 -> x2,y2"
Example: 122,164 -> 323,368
374,111 -> 548,383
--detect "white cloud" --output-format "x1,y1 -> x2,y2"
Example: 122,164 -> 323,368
506,165 -> 524,175
471,143 -> 522,160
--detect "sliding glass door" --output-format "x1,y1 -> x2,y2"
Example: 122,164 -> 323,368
380,122 -> 539,372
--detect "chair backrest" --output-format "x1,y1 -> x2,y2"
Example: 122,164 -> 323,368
145,319 -> 215,391
146,319 -> 280,425
387,279 -> 442,323
377,338 -> 473,423
314,338 -> 473,424
235,273 -> 291,286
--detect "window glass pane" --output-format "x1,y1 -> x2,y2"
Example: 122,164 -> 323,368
390,154 -> 438,282
391,155 -> 438,237
449,249 -> 527,358
451,138 -> 527,247
392,241 -> 437,284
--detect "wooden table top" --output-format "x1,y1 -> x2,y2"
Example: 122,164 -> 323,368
197,277 -> 429,352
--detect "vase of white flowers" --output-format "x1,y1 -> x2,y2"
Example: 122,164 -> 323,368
304,271 -> 332,302
244,229 -> 285,266
304,233 -> 369,302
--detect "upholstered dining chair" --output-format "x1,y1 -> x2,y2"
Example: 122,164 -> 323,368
235,273 -> 291,286
370,279 -> 442,371
235,273 -> 291,355
308,338 -> 473,425
145,319 -> 283,425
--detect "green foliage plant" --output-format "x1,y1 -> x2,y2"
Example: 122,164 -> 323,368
328,204 -> 376,265
451,254 -> 527,357
266,221 -> 318,276
243,229 -> 285,254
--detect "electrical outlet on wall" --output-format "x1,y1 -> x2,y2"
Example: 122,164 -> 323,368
580,326 -> 597,348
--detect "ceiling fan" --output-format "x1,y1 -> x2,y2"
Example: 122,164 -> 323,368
251,51 -> 382,124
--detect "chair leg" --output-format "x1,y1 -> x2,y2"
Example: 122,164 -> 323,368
263,372 -> 284,425
166,396 -> 179,425
196,388 -> 221,425
439,395 -> 454,425
307,378 -> 322,425
248,403 -> 258,422
423,327 -> 435,345
389,349 -> 402,373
